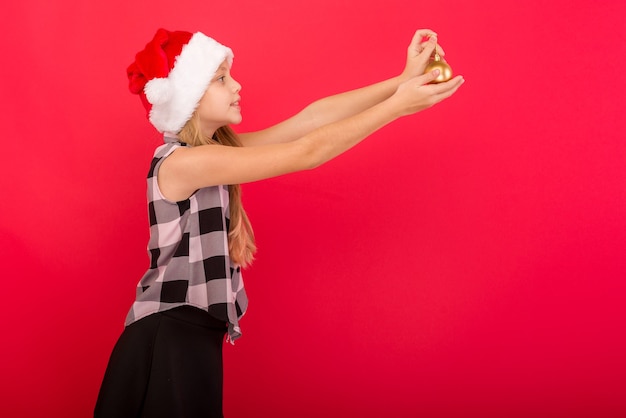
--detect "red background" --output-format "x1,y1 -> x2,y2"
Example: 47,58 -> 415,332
1,1 -> 625,417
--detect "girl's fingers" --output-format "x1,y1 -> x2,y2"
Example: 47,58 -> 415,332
419,38 -> 437,62
419,37 -> 446,57
413,29 -> 437,45
431,76 -> 465,97
417,68 -> 442,85
412,29 -> 446,57
411,29 -> 437,53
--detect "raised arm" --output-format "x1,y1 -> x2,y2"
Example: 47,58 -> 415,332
159,69 -> 464,201
238,29 -> 445,147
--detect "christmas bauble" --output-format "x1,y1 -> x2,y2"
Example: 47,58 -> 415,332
424,49 -> 452,83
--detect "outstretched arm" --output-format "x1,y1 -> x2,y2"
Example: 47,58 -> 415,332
238,29 -> 444,147
158,68 -> 464,201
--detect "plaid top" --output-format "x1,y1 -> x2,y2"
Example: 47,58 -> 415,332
125,137 -> 248,342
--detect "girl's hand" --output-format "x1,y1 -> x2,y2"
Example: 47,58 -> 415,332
400,29 -> 446,82
391,70 -> 464,116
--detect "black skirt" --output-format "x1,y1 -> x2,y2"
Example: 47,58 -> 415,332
95,305 -> 228,418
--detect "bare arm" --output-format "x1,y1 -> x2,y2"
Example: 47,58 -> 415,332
238,29 -> 444,147
238,76 -> 403,147
159,70 -> 464,201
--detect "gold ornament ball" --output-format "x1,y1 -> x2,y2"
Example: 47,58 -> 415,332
424,60 -> 453,83
424,48 -> 453,84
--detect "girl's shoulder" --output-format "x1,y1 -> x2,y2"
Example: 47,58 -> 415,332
154,140 -> 189,159
148,141 -> 186,181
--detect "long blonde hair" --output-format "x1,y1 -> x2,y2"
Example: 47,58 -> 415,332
178,113 -> 256,267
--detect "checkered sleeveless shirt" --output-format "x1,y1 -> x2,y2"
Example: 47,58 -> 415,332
125,138 -> 248,342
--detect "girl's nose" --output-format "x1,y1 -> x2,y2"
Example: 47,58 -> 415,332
232,78 -> 241,92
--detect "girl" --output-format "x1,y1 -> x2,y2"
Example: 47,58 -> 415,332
95,27 -> 463,418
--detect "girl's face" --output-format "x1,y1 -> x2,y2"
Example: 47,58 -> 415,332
197,60 -> 242,135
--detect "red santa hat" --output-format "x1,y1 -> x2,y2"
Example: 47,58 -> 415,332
127,28 -> 234,134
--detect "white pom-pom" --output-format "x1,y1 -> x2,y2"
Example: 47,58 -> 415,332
145,78 -> 172,105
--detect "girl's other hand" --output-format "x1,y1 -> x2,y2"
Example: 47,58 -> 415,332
391,70 -> 464,116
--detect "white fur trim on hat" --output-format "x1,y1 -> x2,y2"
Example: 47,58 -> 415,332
144,32 -> 234,134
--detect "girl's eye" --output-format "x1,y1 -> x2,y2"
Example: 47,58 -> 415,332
217,76 -> 226,83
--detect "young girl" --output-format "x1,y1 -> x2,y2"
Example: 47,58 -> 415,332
95,27 -> 463,418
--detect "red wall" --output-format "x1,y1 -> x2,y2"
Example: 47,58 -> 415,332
1,1 -> 625,417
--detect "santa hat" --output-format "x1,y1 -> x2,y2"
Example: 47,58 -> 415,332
127,28 -> 234,134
